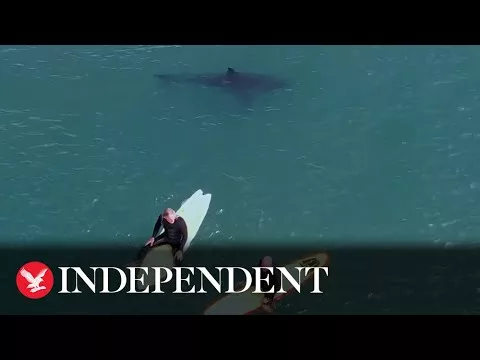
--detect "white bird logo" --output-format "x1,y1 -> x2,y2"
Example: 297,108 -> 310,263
20,267 -> 48,293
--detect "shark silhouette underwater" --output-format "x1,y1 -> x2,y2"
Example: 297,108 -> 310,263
154,67 -> 287,106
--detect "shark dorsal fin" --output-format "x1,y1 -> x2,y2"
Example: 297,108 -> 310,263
227,67 -> 237,75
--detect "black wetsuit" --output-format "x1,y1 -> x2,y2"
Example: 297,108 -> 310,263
135,216 -> 188,266
257,258 -> 281,303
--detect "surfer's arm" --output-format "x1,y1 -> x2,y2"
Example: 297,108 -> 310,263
151,216 -> 163,238
258,261 -> 280,294
177,217 -> 188,251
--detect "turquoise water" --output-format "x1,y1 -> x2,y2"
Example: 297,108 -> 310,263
2,45 -> 480,314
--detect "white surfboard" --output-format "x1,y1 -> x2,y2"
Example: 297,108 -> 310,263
173,189 -> 211,252
204,252 -> 329,315
138,189 -> 212,288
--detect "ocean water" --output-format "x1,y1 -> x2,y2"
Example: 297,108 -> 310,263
2,45 -> 480,314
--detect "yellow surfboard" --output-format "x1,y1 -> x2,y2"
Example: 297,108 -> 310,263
204,252 -> 329,315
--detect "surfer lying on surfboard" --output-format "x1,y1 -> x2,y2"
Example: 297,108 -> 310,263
134,208 -> 188,266
236,256 -> 281,313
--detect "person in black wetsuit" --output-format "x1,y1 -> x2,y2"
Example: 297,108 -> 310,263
135,208 -> 188,266
257,256 -> 281,313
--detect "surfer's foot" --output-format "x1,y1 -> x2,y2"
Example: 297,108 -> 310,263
262,297 -> 275,313
262,304 -> 274,313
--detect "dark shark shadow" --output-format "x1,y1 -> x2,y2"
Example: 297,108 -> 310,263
154,68 -> 287,107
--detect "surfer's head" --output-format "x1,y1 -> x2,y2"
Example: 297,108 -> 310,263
260,256 -> 272,267
163,208 -> 177,223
